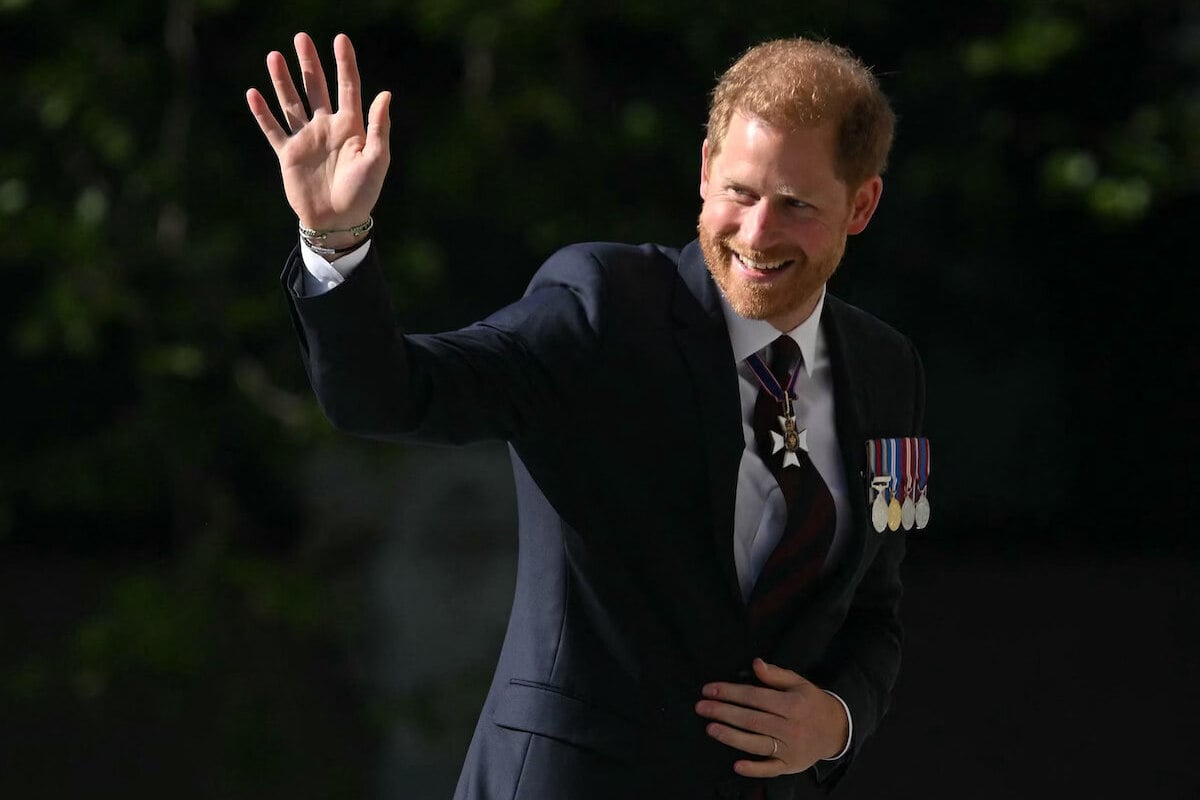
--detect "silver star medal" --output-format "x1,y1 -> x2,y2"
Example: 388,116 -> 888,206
771,400 -> 808,468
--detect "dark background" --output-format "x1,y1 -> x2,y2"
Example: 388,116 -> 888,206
2,0 -> 1197,797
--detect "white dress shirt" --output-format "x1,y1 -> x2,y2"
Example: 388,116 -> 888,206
299,238 -> 371,294
299,240 -> 853,759
715,289 -> 852,602
715,286 -> 853,761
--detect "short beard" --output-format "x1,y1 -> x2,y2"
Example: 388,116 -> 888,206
698,216 -> 843,327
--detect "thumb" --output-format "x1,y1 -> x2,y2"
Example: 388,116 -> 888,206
752,657 -> 809,690
364,90 -> 391,162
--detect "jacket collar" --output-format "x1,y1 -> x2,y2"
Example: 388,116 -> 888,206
672,241 -> 746,611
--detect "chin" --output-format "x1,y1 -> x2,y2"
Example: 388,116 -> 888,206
699,227 -> 811,323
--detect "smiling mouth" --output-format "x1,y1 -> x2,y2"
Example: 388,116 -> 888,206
734,252 -> 795,277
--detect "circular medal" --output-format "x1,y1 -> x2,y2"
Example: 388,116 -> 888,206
901,497 -> 916,531
915,492 -> 931,529
887,497 -> 902,531
871,493 -> 888,533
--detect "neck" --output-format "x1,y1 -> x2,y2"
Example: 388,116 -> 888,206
767,289 -> 821,333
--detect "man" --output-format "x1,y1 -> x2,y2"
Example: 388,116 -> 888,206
247,32 -> 925,799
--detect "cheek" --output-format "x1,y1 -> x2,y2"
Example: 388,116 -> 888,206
699,201 -> 739,234
792,218 -> 838,252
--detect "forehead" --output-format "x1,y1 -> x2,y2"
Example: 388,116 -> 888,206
720,112 -> 844,188
713,112 -> 842,191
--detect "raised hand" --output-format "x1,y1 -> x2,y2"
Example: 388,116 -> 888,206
246,33 -> 391,235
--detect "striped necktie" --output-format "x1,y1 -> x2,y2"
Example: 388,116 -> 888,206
745,335 -> 836,650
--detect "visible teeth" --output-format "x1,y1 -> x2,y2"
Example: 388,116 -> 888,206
737,254 -> 786,271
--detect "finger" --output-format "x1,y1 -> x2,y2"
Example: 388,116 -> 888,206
695,698 -> 782,737
752,658 -> 810,690
333,33 -> 363,122
245,88 -> 288,151
701,682 -> 787,716
704,721 -> 780,760
363,90 -> 391,163
733,757 -> 787,779
294,31 -> 332,114
266,50 -> 308,133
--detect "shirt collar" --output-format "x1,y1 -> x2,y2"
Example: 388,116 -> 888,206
717,286 -> 826,377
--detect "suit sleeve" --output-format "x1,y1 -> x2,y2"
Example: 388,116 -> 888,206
281,242 -> 607,445
809,336 -> 925,792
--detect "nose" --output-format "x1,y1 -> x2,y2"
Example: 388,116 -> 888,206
739,199 -> 782,251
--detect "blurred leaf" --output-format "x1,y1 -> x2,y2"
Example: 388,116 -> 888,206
964,14 -> 1082,76
1088,175 -> 1152,220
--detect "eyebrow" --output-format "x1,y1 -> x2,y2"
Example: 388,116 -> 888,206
726,179 -> 807,200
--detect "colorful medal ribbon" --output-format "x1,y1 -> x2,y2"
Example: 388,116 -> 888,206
886,438 -> 902,531
901,438 -> 917,530
867,439 -> 889,532
746,352 -> 800,407
915,437 -> 931,529
866,437 -> 932,533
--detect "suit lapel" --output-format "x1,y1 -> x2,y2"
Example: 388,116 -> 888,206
820,295 -> 872,587
672,242 -> 746,610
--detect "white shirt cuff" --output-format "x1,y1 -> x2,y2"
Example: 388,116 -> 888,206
298,237 -> 372,297
820,690 -> 853,761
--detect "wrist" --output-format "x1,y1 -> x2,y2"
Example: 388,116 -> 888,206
308,231 -> 362,251
819,690 -> 851,760
299,216 -> 374,257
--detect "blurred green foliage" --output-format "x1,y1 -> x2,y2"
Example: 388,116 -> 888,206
1,0 -> 1195,796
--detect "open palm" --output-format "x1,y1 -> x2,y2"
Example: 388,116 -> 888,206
246,33 -> 390,232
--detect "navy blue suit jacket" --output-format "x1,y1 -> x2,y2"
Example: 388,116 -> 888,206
283,239 -> 925,799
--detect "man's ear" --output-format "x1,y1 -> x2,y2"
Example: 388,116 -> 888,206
846,175 -> 883,235
699,139 -> 712,200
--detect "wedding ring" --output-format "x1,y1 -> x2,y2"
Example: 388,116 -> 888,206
770,737 -> 780,757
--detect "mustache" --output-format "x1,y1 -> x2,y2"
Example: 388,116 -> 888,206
721,238 -> 806,265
